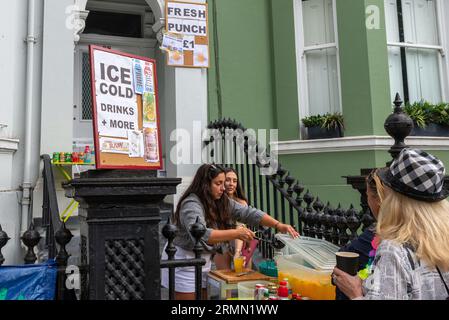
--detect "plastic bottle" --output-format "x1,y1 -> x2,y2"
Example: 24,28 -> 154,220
283,278 -> 293,299
277,281 -> 289,300
263,289 -> 270,301
84,146 -> 91,163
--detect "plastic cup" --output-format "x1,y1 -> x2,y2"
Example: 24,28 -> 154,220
233,256 -> 245,273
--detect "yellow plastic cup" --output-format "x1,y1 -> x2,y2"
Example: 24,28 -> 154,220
233,256 -> 245,273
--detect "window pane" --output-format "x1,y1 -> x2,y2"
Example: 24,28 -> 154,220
84,11 -> 142,38
384,0 -> 400,42
306,48 -> 340,115
388,47 -> 405,102
406,48 -> 441,103
402,0 -> 439,46
385,0 -> 443,103
303,0 -> 335,46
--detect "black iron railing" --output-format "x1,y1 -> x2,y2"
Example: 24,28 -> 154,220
160,217 -> 206,300
204,119 -> 375,259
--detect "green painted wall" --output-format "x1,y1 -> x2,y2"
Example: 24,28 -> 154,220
207,0 -> 449,211
336,0 -> 391,137
207,0 -> 276,131
270,0 -> 300,140
207,0 -> 300,139
280,151 -> 378,209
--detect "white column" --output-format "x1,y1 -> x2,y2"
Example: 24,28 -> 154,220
150,0 -> 208,205
40,0 -> 76,155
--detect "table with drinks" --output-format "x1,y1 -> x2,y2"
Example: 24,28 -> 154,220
50,146 -> 95,222
207,235 -> 349,300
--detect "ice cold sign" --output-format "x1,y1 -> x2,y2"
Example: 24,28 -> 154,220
93,50 -> 138,138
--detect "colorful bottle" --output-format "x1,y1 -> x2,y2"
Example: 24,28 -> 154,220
283,278 -> 293,299
277,281 -> 289,300
261,288 -> 269,301
84,146 -> 91,163
254,284 -> 265,300
52,152 -> 60,163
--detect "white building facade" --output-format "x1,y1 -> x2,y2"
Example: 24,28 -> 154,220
0,0 -> 207,264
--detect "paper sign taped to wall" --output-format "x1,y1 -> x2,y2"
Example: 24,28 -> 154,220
100,137 -> 130,154
166,1 -> 209,68
160,31 -> 184,53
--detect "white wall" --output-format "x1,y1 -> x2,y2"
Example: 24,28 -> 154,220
40,0 -> 75,155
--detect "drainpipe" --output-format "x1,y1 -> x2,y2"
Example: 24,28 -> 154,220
21,0 -> 38,232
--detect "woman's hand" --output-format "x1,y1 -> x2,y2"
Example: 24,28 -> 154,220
276,223 -> 300,238
332,267 -> 364,299
235,227 -> 255,242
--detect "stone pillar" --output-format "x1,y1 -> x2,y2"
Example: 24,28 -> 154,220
63,170 -> 181,300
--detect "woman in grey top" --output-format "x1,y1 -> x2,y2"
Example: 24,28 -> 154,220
161,164 -> 299,300
333,148 -> 449,300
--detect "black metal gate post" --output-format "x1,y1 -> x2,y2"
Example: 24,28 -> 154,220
63,170 -> 181,300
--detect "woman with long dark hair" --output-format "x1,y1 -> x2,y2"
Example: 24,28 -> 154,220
213,168 -> 253,270
161,164 -> 299,300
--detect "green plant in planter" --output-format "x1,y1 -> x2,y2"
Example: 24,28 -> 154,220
322,113 -> 345,131
404,101 -> 449,128
430,103 -> 449,127
301,113 -> 345,129
302,115 -> 324,128
404,102 -> 429,128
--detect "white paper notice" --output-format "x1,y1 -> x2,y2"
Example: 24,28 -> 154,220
167,2 -> 207,21
168,50 -> 184,65
128,130 -> 144,157
100,137 -> 130,154
194,45 -> 209,67
183,35 -> 195,51
161,32 -> 183,53
94,50 -> 139,138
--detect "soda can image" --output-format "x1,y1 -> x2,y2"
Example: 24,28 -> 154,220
65,152 -> 72,163
60,152 -> 65,163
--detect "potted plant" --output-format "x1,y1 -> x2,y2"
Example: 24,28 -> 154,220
302,113 -> 344,140
405,101 -> 449,137
404,101 -> 430,136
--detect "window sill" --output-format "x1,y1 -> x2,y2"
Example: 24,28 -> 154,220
271,136 -> 449,155
0,137 -> 19,153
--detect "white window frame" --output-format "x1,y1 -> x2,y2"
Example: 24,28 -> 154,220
385,0 -> 449,102
293,0 -> 343,138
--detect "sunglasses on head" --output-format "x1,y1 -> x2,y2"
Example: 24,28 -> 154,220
208,164 -> 224,176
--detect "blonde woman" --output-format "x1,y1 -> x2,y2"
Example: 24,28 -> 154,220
333,148 -> 449,300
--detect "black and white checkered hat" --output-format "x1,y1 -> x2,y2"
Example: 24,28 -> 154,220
377,148 -> 449,202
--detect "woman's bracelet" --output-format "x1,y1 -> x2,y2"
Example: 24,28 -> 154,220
274,221 -> 280,230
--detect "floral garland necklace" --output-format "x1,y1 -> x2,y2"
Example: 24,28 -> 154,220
358,235 -> 380,280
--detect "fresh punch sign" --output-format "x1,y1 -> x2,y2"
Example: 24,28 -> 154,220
165,1 -> 209,68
